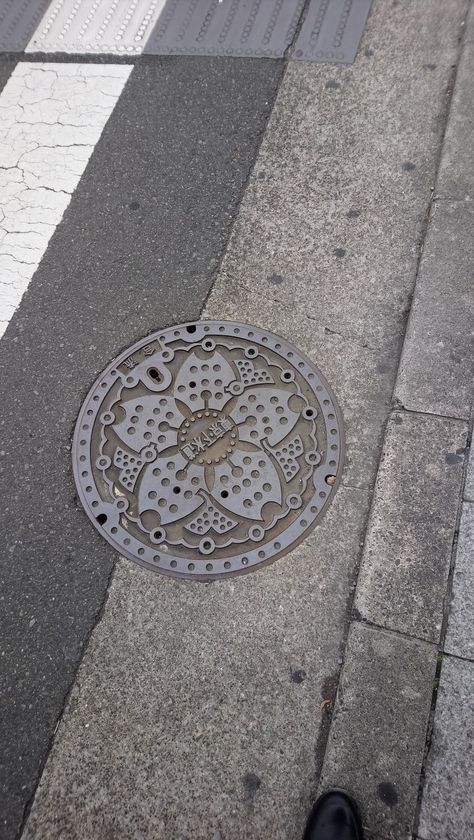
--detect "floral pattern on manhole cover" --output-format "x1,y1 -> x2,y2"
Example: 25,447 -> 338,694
73,321 -> 344,579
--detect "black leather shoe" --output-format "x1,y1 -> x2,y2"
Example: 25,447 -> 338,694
303,790 -> 363,840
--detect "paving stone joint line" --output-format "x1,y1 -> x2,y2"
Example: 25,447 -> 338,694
317,7 -> 472,835
412,413 -> 474,835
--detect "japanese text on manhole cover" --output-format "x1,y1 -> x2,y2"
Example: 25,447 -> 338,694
73,322 -> 344,579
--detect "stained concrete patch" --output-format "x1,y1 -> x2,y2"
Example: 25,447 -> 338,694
395,200 -> 474,420
445,503 -> 474,659
320,623 -> 436,840
418,656 -> 474,840
355,412 -> 467,643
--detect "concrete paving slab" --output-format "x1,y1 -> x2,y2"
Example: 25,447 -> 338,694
445,502 -> 474,659
418,655 -> 474,840
355,411 -> 468,643
395,200 -> 474,420
320,622 -> 436,840
23,486 -> 370,840
436,38 -> 474,201
210,0 -> 465,354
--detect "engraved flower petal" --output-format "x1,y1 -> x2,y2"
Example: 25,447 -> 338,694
137,452 -> 204,525
229,387 -> 300,447
113,394 -> 184,453
174,350 -> 235,411
210,449 -> 282,521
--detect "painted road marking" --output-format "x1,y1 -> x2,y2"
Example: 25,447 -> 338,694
0,63 -> 132,338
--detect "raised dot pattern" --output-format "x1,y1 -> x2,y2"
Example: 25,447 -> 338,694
114,394 -> 180,453
174,350 -> 235,411
235,359 -> 274,387
114,447 -> 143,491
186,501 -> 238,535
272,435 -> 304,482
212,449 -> 282,521
231,387 -> 300,448
137,455 -> 204,524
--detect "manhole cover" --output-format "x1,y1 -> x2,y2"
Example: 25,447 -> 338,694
73,321 -> 344,580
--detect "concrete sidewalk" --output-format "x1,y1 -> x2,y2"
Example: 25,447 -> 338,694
17,2 -> 473,840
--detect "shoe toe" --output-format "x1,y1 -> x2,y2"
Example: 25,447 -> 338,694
303,790 -> 363,840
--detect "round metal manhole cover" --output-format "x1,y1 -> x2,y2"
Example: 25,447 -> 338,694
73,321 -> 344,580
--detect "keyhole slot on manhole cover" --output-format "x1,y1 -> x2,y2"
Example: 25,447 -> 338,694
148,368 -> 161,382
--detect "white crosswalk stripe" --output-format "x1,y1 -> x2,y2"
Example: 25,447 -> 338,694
0,62 -> 132,337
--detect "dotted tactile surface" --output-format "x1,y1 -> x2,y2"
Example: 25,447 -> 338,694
26,0 -> 305,57
143,0 -> 306,58
27,0 -> 168,54
0,0 -> 51,52
72,321 -> 344,580
293,0 -> 373,64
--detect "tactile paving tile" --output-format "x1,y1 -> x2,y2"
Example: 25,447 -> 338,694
0,0 -> 51,52
26,0 -> 306,57
144,0 -> 306,58
27,0 -> 168,55
293,0 -> 373,64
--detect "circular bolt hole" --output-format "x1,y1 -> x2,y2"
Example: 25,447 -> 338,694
173,486 -> 181,494
153,528 -> 165,542
186,325 -> 196,334
189,380 -> 196,388
96,513 -> 107,526
221,490 -> 229,499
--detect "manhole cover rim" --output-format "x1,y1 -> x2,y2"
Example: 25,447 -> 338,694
73,319 -> 345,580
